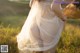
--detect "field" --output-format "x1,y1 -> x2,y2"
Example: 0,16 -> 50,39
0,0 -> 80,53
0,17 -> 80,53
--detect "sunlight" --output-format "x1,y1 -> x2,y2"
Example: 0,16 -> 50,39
66,3 -> 75,8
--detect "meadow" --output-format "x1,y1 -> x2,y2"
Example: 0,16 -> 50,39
0,0 -> 80,53
0,17 -> 80,53
0,16 -> 80,53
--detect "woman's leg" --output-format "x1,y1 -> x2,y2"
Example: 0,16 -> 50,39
33,51 -> 43,53
43,45 -> 57,53
19,50 -> 31,53
19,50 -> 43,53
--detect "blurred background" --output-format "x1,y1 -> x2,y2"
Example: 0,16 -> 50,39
0,0 -> 30,27
0,0 -> 80,53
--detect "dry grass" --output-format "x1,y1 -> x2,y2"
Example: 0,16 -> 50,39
0,23 -> 80,53
57,24 -> 80,53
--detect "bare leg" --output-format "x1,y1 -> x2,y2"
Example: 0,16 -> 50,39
33,51 -> 43,53
43,45 -> 57,53
29,20 -> 43,48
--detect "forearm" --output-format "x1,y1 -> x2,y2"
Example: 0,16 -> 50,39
51,0 -> 75,21
51,0 -> 66,21
52,7 -> 66,21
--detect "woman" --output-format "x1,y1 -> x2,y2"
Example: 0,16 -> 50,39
17,0 -> 74,53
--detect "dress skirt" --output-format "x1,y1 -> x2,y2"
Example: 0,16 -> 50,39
19,45 -> 57,53
17,0 -> 64,53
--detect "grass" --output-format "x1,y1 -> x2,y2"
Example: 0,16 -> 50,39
0,20 -> 80,53
57,24 -> 80,53
0,25 -> 20,53
0,15 -> 27,27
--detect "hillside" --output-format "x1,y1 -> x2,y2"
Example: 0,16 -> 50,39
0,0 -> 30,17
0,0 -> 30,27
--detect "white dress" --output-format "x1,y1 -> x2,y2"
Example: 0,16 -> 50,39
17,0 -> 64,52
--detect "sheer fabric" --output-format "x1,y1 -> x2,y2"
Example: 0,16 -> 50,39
17,0 -> 64,51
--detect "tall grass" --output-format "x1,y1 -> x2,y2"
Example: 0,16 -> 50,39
57,24 -> 80,53
0,23 -> 80,53
0,24 -> 20,53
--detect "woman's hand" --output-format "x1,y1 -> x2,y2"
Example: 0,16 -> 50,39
51,0 -> 67,21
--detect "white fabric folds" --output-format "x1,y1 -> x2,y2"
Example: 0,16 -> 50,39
17,0 -> 64,51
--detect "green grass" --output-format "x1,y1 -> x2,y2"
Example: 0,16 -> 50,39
0,16 -> 27,27
0,25 -> 20,53
57,24 -> 80,53
0,19 -> 80,53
